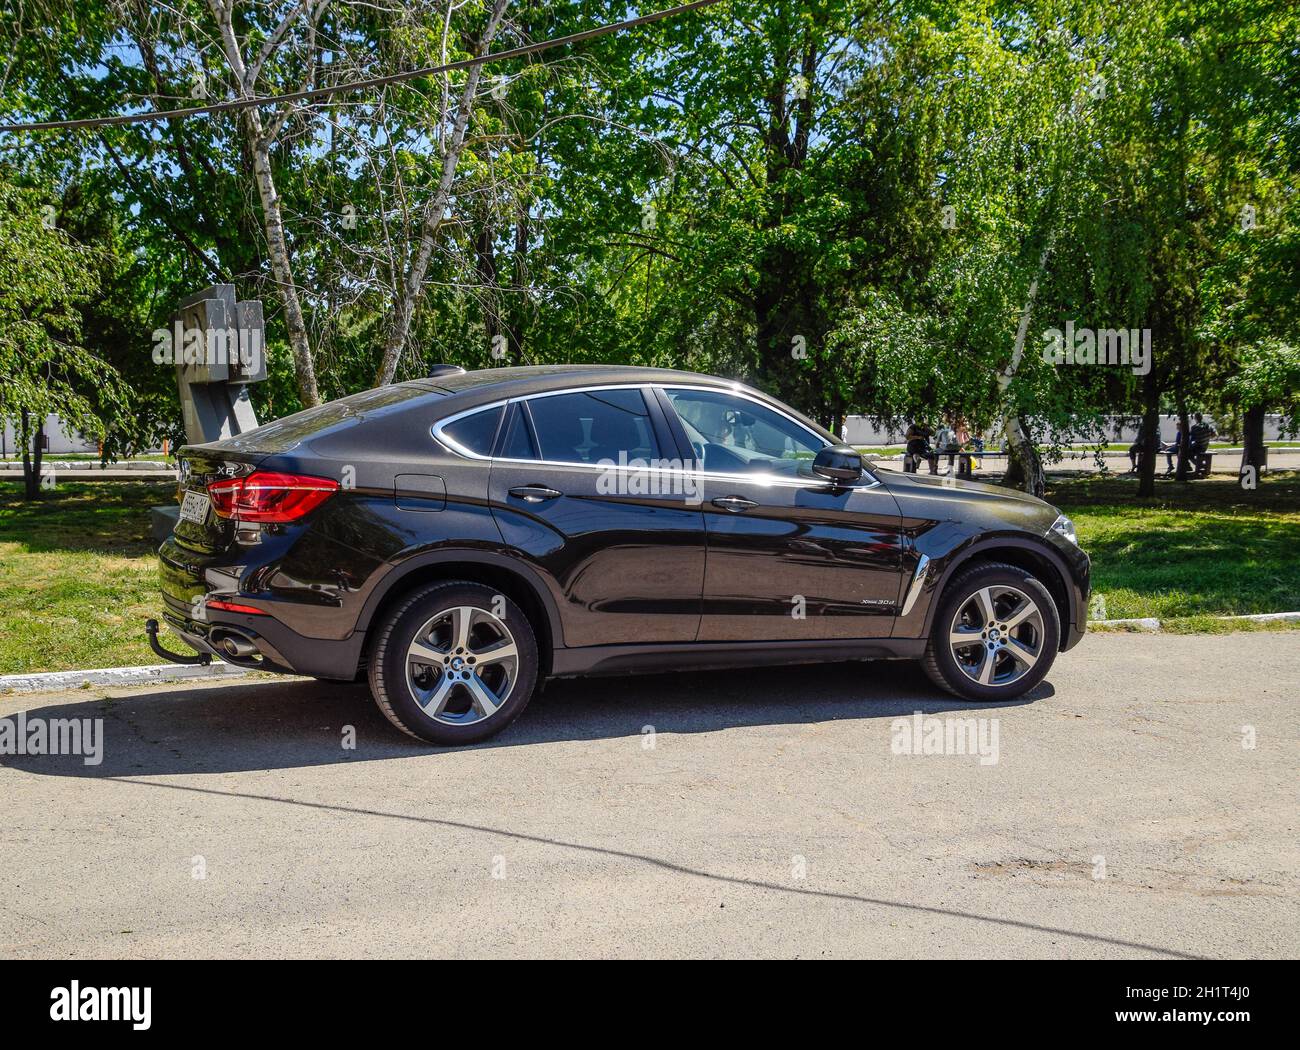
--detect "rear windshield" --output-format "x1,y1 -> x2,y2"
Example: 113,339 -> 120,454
213,384 -> 440,454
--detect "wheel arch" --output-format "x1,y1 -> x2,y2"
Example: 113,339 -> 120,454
922,537 -> 1074,650
356,551 -> 562,678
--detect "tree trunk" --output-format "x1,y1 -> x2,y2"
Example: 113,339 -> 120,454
1242,403 -> 1267,488
996,238 -> 1053,496
206,0 -> 320,408
508,205 -> 531,360
376,0 -> 510,386
1001,414 -> 1045,497
20,410 -> 45,500
249,131 -> 319,407
828,409 -> 844,441
473,221 -> 503,359
1137,367 -> 1160,497
752,37 -> 816,407
1174,399 -> 1192,482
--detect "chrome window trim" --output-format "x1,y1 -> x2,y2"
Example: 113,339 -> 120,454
432,384 -> 651,462
429,381 -> 881,490
661,382 -> 829,453
432,401 -> 509,460
661,383 -> 881,490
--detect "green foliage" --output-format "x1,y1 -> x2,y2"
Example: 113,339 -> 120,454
0,0 -> 1295,459
0,177 -> 129,450
1225,339 -> 1300,418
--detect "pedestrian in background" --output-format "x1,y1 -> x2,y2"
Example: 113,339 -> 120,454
904,422 -> 933,474
934,419 -> 958,474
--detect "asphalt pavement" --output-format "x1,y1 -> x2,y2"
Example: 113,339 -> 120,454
1,632 -> 1295,959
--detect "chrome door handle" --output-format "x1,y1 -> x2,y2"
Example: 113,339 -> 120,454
712,495 -> 757,512
509,485 -> 562,503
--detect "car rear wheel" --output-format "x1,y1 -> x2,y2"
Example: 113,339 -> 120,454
368,581 -> 539,745
922,562 -> 1059,701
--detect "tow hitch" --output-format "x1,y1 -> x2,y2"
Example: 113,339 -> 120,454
145,618 -> 211,666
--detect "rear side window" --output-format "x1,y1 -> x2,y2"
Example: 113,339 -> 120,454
525,388 -> 663,465
439,405 -> 503,457
499,403 -> 537,460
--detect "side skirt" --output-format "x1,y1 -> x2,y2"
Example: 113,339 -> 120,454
550,637 -> 927,678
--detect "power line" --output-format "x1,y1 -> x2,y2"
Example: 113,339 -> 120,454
0,0 -> 726,134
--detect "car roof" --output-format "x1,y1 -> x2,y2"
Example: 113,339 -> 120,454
412,364 -> 745,397
194,364 -> 835,458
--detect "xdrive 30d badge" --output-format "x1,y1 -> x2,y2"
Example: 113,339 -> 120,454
150,366 -> 1090,745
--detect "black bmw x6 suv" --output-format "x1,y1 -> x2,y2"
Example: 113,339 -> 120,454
153,365 -> 1089,744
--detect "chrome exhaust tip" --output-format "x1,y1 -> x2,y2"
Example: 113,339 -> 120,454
217,634 -> 258,659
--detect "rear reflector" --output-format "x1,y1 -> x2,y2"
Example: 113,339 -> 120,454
208,471 -> 339,523
206,598 -> 268,616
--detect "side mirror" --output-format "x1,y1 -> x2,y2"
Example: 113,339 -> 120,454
812,443 -> 864,484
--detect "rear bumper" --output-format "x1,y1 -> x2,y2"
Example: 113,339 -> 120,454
158,602 -> 292,673
158,607 -> 364,680
158,534 -> 364,680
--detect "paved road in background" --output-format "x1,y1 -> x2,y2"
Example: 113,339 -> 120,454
872,450 -> 1300,477
1,633 -> 1296,959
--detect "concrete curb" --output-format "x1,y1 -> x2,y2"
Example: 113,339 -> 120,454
0,461 -> 174,471
0,662 -> 250,694
1092,617 -> 1163,631
1092,611 -> 1300,631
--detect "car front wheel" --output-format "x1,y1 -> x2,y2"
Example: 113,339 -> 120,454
922,562 -> 1060,701
368,581 -> 539,745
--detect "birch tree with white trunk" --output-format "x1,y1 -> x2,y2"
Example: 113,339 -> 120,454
374,0 -> 511,386
205,0 -> 328,407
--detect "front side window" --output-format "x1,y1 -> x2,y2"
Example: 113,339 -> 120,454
664,388 -> 826,477
525,388 -> 663,465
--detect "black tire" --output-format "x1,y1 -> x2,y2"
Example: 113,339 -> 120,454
368,580 -> 539,745
922,561 -> 1060,701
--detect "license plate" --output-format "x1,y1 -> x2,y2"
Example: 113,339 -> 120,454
179,490 -> 211,524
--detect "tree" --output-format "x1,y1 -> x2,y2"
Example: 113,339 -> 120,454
0,177 -> 128,497
374,0 -> 511,385
1,0 -> 1294,501
202,0 -> 327,406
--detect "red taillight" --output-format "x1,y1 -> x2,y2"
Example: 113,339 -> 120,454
208,471 -> 339,523
206,598 -> 268,615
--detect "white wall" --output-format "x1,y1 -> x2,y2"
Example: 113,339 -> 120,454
0,414 -> 99,457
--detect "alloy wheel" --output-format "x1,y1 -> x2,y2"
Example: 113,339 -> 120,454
947,585 -> 1045,688
405,605 -> 519,725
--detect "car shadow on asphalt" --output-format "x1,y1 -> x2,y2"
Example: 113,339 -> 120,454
0,662 -> 1204,961
0,658 -> 1050,778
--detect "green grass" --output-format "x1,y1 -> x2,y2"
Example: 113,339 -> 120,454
1089,615 -> 1300,633
0,481 -> 174,674
1047,474 -> 1300,622
0,474 -> 1297,676
1149,615 -> 1299,633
